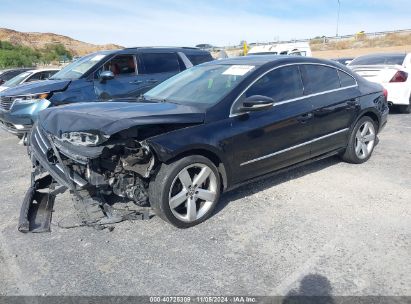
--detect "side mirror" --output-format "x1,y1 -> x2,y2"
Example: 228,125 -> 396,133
242,95 -> 275,111
100,71 -> 115,82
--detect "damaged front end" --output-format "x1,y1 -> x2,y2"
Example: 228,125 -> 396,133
21,124 -> 157,232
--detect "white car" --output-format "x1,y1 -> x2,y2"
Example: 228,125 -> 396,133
248,42 -> 312,57
348,53 -> 411,113
0,69 -> 59,92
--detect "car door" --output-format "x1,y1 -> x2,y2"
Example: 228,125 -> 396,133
93,54 -> 142,100
136,52 -> 183,94
299,64 -> 361,157
226,65 -> 315,183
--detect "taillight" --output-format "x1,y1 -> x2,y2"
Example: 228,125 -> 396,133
390,71 -> 408,83
383,88 -> 388,99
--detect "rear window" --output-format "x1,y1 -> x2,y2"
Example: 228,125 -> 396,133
140,53 -> 181,74
300,65 -> 340,95
2,70 -> 27,80
186,54 -> 213,66
350,54 -> 406,66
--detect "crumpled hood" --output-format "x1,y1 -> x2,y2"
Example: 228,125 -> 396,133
39,101 -> 206,136
0,79 -> 70,97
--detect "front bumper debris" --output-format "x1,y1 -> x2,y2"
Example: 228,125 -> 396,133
18,174 -> 65,233
21,127 -> 151,233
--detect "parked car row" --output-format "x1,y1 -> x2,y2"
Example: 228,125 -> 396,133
0,47 -> 213,137
1,45 -> 405,231
348,53 -> 411,113
247,46 -> 410,114
0,68 -> 32,85
0,69 -> 59,92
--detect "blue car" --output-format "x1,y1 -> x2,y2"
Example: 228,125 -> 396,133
0,47 -> 213,137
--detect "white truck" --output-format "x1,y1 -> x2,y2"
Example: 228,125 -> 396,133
248,42 -> 312,57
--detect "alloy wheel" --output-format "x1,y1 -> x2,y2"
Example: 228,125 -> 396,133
355,121 -> 376,160
168,163 -> 218,223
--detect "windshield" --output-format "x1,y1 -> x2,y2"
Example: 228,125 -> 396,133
3,71 -> 31,87
50,53 -> 107,80
350,54 -> 406,66
144,64 -> 255,106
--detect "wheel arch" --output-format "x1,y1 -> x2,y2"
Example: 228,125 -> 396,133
355,109 -> 380,132
148,143 -> 229,191
169,149 -> 228,191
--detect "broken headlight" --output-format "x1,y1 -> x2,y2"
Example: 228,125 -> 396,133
11,92 -> 50,104
60,131 -> 109,147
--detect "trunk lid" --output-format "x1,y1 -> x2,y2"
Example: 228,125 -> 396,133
350,65 -> 404,83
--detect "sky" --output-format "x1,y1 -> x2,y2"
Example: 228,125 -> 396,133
1,0 -> 410,47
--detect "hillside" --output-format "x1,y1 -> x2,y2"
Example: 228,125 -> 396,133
0,28 -> 123,56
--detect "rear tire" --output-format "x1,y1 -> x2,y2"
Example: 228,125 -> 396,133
149,155 -> 221,228
342,116 -> 377,164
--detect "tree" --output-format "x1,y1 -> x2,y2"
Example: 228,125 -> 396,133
0,41 -> 73,68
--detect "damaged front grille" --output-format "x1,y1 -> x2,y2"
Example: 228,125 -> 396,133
30,125 -> 156,207
0,96 -> 14,111
30,125 -> 88,188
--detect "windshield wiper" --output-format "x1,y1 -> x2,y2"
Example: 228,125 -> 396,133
140,95 -> 180,105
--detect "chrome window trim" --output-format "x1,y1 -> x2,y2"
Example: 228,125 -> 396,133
240,128 -> 349,166
230,62 -> 358,117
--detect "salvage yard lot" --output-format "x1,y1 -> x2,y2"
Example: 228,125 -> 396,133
0,113 -> 410,296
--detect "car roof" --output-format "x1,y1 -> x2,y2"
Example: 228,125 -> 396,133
354,52 -> 407,58
73,47 -> 211,60
0,67 -> 32,73
202,55 -> 341,68
332,57 -> 354,60
29,68 -> 60,73
120,47 -> 210,55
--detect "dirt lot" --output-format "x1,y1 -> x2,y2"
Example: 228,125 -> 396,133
223,44 -> 411,59
0,112 -> 410,296
313,44 -> 411,59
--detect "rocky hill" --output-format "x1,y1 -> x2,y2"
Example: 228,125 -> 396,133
0,28 -> 123,56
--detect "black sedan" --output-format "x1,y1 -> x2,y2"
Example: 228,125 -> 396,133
26,56 -> 388,230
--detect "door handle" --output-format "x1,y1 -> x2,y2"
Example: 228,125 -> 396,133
297,113 -> 313,123
146,79 -> 158,84
347,99 -> 359,106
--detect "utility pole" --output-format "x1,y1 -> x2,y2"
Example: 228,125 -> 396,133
336,0 -> 341,37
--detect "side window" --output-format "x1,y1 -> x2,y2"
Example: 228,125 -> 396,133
140,52 -> 181,74
47,71 -> 58,79
245,65 -> 303,102
300,65 -> 340,95
39,72 -> 49,80
186,54 -> 213,65
97,55 -> 136,78
338,70 -> 356,87
26,72 -> 41,82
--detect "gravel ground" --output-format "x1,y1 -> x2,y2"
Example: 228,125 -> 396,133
0,112 -> 410,297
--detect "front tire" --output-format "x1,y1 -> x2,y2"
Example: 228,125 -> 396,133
149,155 -> 221,228
342,116 -> 377,164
